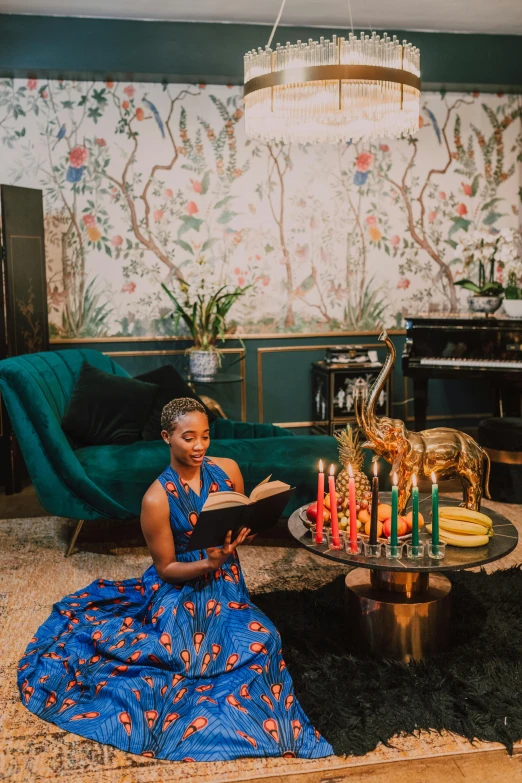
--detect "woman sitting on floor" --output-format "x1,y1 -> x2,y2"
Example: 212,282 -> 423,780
18,397 -> 333,761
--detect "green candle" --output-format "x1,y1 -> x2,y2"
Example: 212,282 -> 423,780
391,473 -> 399,547
411,475 -> 419,547
431,472 -> 439,553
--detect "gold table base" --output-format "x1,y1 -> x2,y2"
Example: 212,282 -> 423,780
345,569 -> 452,663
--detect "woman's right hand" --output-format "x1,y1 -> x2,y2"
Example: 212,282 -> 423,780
206,527 -> 251,571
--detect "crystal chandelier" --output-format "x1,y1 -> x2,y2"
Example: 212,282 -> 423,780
243,2 -> 421,144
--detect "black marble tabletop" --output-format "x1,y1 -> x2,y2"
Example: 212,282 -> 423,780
288,493 -> 518,573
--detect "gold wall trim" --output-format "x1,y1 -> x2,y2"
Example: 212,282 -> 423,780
51,329 -> 406,344
257,342 -> 382,424
103,348 -> 247,422
274,421 -> 315,428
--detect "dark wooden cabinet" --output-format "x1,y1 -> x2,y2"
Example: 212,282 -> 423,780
0,185 -> 48,492
312,360 -> 391,435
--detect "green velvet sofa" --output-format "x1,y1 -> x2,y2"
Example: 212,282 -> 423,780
0,349 -> 353,551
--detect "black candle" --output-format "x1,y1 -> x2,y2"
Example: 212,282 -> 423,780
369,460 -> 379,545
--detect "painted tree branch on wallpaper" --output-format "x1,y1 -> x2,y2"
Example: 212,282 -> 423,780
0,79 -> 520,338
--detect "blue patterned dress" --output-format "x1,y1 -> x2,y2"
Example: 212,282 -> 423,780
18,457 -> 333,761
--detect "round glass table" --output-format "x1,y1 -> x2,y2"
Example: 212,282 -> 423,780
288,493 -> 518,662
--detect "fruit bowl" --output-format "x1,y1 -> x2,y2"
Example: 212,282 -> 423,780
299,507 -> 412,543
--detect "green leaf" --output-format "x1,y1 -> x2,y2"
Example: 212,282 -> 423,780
449,217 -> 471,238
214,195 -> 234,209
178,216 -> 203,237
455,279 -> 481,293
471,174 -> 480,197
264,244 -> 274,254
201,170 -> 211,195
483,211 -> 504,225
202,237 -> 219,252
445,239 -> 458,249
174,239 -> 194,255
481,197 -> 502,211
217,210 -> 237,225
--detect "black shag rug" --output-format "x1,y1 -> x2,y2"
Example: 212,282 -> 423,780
253,567 -> 522,757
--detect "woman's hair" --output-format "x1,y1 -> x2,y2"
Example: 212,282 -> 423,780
161,397 -> 208,433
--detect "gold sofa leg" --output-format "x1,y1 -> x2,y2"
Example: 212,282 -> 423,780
65,519 -> 85,557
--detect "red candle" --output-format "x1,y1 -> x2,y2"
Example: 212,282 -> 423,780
348,463 -> 358,551
328,465 -> 341,547
315,460 -> 325,543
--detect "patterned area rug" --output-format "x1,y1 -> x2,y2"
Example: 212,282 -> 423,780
2,497 -> 522,783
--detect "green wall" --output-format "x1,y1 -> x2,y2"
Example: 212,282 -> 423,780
7,12 -> 511,430
0,15 -> 521,92
51,336 -> 494,431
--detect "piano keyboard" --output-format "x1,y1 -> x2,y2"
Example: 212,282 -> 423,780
419,358 -> 522,369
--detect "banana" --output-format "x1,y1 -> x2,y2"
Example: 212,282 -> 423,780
439,519 -> 494,537
426,524 -> 490,548
439,506 -> 493,529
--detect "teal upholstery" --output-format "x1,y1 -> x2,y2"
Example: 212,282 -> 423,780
0,349 -> 388,522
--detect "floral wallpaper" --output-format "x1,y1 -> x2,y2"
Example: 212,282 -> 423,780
0,78 -> 520,337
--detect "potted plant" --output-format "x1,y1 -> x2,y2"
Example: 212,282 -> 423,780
504,271 -> 522,318
162,282 -> 251,381
454,228 -> 521,315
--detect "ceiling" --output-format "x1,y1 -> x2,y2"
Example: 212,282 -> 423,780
1,0 -> 522,35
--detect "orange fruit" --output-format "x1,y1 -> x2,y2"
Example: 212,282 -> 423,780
364,520 -> 383,538
377,503 -> 392,522
404,510 -> 424,529
358,509 -> 371,525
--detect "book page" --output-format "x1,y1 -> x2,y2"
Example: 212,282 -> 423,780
249,480 -> 290,503
202,491 -> 250,511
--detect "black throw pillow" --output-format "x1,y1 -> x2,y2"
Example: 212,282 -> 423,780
136,364 -> 216,441
62,362 -> 159,446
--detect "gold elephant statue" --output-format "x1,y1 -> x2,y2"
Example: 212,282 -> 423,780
355,330 -> 491,512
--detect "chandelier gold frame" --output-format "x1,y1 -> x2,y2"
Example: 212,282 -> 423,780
243,0 -> 422,143
243,61 -> 422,103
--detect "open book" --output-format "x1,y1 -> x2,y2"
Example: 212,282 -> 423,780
202,475 -> 290,511
184,476 -> 295,552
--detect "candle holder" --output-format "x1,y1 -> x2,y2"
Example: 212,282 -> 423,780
344,536 -> 363,555
326,529 -> 344,551
427,541 -> 446,560
406,542 -> 425,560
363,541 -> 382,558
384,543 -> 404,559
310,524 -> 328,545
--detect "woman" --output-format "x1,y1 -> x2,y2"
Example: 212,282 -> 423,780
18,398 -> 333,761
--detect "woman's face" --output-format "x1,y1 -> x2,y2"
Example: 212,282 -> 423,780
161,411 -> 210,468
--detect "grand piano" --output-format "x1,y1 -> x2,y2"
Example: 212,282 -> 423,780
402,314 -> 522,431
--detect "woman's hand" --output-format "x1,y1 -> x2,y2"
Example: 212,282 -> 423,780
206,527 -> 251,570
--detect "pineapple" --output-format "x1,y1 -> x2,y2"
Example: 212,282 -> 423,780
334,425 -> 372,501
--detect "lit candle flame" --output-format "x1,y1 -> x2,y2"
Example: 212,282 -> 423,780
319,459 -> 323,473
348,464 -> 354,478
373,460 -> 378,477
329,464 -> 335,476
412,474 -> 417,488
393,472 -> 398,486
431,471 -> 437,484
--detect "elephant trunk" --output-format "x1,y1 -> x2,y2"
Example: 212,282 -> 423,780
359,330 -> 395,445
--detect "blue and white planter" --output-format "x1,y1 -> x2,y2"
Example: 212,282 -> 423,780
189,350 -> 220,381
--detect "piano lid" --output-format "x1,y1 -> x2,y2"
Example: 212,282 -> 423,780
405,313 -> 522,330
403,313 -> 522,363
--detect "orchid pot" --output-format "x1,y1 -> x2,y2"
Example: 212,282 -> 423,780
467,294 -> 503,315
188,349 -> 220,382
